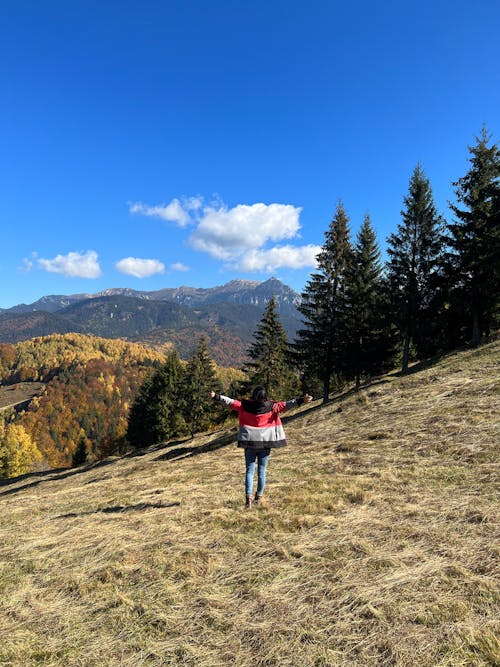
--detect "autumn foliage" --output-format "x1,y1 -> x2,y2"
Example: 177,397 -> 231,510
0,333 -> 243,476
0,334 -> 166,472
0,421 -> 41,478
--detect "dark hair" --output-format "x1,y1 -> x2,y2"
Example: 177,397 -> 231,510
251,386 -> 268,402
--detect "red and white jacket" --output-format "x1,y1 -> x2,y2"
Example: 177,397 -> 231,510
215,394 -> 306,450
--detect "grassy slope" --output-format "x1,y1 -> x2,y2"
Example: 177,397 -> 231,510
0,382 -> 44,411
0,341 -> 498,667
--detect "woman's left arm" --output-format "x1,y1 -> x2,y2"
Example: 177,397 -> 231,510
275,394 -> 313,412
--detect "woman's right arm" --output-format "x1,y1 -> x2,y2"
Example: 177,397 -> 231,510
210,392 -> 241,410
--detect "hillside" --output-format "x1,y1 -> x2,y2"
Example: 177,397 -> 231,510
0,310 -> 86,341
0,334 -> 169,467
0,333 -> 243,468
0,298 -> 262,367
0,341 -> 498,666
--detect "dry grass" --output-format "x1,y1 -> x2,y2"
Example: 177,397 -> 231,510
0,382 -> 44,412
0,341 -> 499,666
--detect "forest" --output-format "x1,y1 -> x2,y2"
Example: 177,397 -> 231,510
0,334 -> 242,475
0,127 -> 498,477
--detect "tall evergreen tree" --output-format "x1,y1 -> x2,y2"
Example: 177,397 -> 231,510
294,202 -> 354,402
386,164 -> 445,372
126,350 -> 186,448
242,296 -> 297,398
447,127 -> 500,345
72,434 -> 88,467
183,337 -> 221,438
345,214 -> 392,387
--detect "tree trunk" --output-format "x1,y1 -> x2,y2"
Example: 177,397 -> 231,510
401,331 -> 410,373
471,308 -> 481,347
322,376 -> 330,404
355,335 -> 362,390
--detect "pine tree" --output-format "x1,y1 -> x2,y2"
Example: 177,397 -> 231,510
242,296 -> 297,399
386,164 -> 445,372
345,214 -> 392,387
72,434 -> 88,467
183,337 -> 221,438
294,202 -> 354,402
126,350 -> 187,448
447,127 -> 500,345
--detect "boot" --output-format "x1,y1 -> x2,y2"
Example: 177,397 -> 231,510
245,495 -> 252,508
254,493 -> 262,505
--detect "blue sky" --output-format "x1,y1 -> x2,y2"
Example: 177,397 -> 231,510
1,0 -> 499,308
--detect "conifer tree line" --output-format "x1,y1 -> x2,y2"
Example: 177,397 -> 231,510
126,338 -> 225,448
295,127 -> 499,400
126,127 -> 499,448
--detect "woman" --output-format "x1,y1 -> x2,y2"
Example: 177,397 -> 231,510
210,386 -> 313,507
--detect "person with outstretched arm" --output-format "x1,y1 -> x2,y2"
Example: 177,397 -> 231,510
210,386 -> 313,508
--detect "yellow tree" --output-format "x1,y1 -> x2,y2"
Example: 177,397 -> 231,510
0,422 -> 42,478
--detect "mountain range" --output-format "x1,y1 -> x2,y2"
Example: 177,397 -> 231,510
0,278 -> 302,366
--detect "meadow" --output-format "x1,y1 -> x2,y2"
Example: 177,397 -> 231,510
0,340 -> 498,666
0,382 -> 44,413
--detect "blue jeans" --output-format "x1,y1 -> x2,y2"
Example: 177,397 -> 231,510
244,447 -> 270,496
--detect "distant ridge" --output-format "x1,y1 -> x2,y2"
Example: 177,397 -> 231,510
0,279 -> 301,366
0,278 -> 300,315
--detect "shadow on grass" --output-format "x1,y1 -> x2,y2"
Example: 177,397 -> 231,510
55,501 -> 181,519
154,430 -> 237,462
0,430 -> 236,497
125,437 -> 192,457
389,337 -> 498,378
281,377 -> 392,426
391,357 -> 440,377
0,458 -> 118,498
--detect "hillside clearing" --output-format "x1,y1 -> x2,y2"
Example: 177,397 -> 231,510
0,382 -> 44,413
0,341 -> 499,666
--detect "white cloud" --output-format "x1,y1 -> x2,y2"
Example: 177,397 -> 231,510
183,196 -> 203,212
115,257 -> 165,278
189,203 -> 302,260
20,258 -> 33,272
129,198 -> 193,227
171,262 -> 189,271
236,244 -> 321,272
38,251 -> 102,278
129,195 -> 316,273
